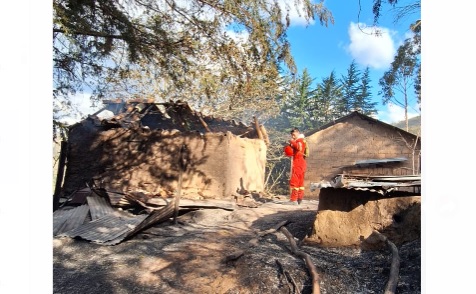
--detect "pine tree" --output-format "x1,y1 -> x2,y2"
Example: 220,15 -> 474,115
355,67 -> 378,115
279,68 -> 315,131
311,71 -> 342,127
339,60 -> 360,115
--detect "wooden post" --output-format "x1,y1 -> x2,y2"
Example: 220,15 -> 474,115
259,124 -> 270,146
53,140 -> 68,211
253,116 -> 263,140
198,114 -> 212,132
174,144 -> 188,224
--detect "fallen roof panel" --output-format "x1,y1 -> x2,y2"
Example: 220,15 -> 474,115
53,204 -> 90,236
87,193 -> 116,220
59,210 -> 148,244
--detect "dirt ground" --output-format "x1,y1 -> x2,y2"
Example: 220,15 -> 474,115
53,198 -> 421,294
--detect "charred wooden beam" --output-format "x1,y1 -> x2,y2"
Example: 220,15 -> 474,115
53,140 -> 68,211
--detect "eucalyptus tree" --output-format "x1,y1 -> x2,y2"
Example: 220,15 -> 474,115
53,0 -> 334,127
378,36 -> 419,131
410,20 -> 421,106
371,0 -> 420,27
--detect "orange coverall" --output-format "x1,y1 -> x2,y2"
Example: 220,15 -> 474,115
289,137 -> 307,202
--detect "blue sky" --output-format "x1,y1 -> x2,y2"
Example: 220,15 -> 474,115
284,0 -> 421,124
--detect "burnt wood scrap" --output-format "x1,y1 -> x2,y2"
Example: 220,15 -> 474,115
64,187 -> 93,206
146,197 -> 236,211
53,140 -> 68,211
276,259 -> 300,294
96,188 -> 236,211
280,226 -> 321,294
224,220 -> 289,264
234,220 -> 321,294
92,99 -> 262,138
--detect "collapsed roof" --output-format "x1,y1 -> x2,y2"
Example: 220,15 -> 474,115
74,99 -> 267,141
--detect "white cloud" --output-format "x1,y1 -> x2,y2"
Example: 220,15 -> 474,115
55,93 -> 101,125
378,102 -> 420,124
346,22 -> 396,70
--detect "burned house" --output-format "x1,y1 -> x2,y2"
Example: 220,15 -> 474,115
61,99 -> 269,201
302,111 -> 421,248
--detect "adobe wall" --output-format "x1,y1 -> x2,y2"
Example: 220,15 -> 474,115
226,134 -> 267,195
305,188 -> 421,250
304,115 -> 421,199
62,121 -> 266,199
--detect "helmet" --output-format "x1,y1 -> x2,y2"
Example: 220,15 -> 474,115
283,145 -> 293,157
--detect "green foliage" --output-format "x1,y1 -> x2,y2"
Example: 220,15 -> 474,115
371,0 -> 420,26
392,115 -> 421,136
53,0 -> 335,125
379,39 -> 419,106
339,60 -> 360,115
378,24 -> 420,131
280,68 -> 315,130
355,67 -> 378,115
311,70 -> 343,126
269,61 -> 380,135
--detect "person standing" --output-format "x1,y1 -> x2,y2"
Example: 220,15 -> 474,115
285,127 -> 307,205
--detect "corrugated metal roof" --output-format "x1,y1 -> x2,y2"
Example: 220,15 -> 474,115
354,157 -> 407,165
310,174 -> 421,195
335,157 -> 408,169
57,200 -> 176,245
106,191 -> 129,206
87,193 -> 116,220
59,210 -> 148,244
53,204 -> 90,236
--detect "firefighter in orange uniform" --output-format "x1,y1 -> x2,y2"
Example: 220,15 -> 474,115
284,127 -> 307,205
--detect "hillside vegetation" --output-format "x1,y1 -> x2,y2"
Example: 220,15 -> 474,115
392,115 -> 421,136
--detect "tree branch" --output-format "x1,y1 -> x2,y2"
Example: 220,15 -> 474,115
372,230 -> 400,294
279,226 -> 321,294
